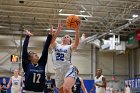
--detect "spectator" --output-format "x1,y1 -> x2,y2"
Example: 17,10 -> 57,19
124,84 -> 131,93
0,77 -> 8,93
90,68 -> 107,93
7,69 -> 22,93
44,74 -> 56,93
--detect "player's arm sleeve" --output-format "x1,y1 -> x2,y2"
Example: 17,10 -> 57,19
71,28 -> 79,51
39,34 -> 52,65
52,79 -> 56,87
22,35 -> 30,70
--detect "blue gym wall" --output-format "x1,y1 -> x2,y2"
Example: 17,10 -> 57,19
0,77 -> 94,93
54,79 -> 95,93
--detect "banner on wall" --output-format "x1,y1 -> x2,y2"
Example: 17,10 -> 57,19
124,79 -> 140,89
136,29 -> 140,41
128,32 -> 137,44
127,32 -> 138,48
138,79 -> 140,88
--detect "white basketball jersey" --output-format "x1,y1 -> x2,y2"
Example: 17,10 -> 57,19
125,87 -> 131,93
94,75 -> 105,93
11,76 -> 22,89
52,43 -> 72,69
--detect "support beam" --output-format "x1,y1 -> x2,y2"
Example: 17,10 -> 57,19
91,45 -> 97,79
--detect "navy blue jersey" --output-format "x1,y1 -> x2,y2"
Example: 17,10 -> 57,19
44,79 -> 55,93
22,34 -> 52,92
72,77 -> 81,93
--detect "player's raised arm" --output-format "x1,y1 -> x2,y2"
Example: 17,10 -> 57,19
50,23 -> 62,48
22,30 -> 33,71
71,24 -> 80,51
22,30 -> 33,60
39,28 -> 52,65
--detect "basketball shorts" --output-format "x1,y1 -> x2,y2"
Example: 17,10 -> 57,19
55,65 -> 77,88
11,87 -> 21,93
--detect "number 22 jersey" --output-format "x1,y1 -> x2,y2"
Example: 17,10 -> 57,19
52,43 -> 72,69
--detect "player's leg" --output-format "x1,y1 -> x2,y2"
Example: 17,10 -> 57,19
63,66 -> 77,93
55,70 -> 64,93
63,76 -> 75,93
58,87 -> 64,93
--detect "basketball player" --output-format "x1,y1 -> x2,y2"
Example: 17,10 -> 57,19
44,74 -> 56,93
50,23 -> 80,93
124,84 -> 131,93
72,68 -> 87,93
22,29 -> 52,93
90,68 -> 107,93
7,69 -> 22,93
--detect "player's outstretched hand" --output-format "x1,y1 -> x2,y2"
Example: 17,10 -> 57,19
57,23 -> 63,31
6,84 -> 10,89
49,25 -> 53,35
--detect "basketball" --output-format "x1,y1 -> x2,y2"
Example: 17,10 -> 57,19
66,15 -> 80,29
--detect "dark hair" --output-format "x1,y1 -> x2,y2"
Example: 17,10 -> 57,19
69,38 -> 72,45
74,66 -> 79,74
76,68 -> 79,74
28,51 -> 32,60
97,68 -> 102,71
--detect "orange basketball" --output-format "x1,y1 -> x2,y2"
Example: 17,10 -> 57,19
66,15 -> 80,29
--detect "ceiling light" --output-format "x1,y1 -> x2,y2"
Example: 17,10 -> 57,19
109,32 -> 114,35
80,11 -> 85,13
59,9 -> 63,13
0,26 -> 8,28
132,14 -> 138,18
45,28 -> 57,31
59,13 -> 92,17
63,30 -> 75,32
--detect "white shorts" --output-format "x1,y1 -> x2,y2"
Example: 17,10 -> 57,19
55,65 -> 77,88
11,88 -> 21,93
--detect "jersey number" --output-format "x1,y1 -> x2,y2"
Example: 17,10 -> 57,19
56,53 -> 64,61
33,73 -> 41,83
74,85 -> 77,90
